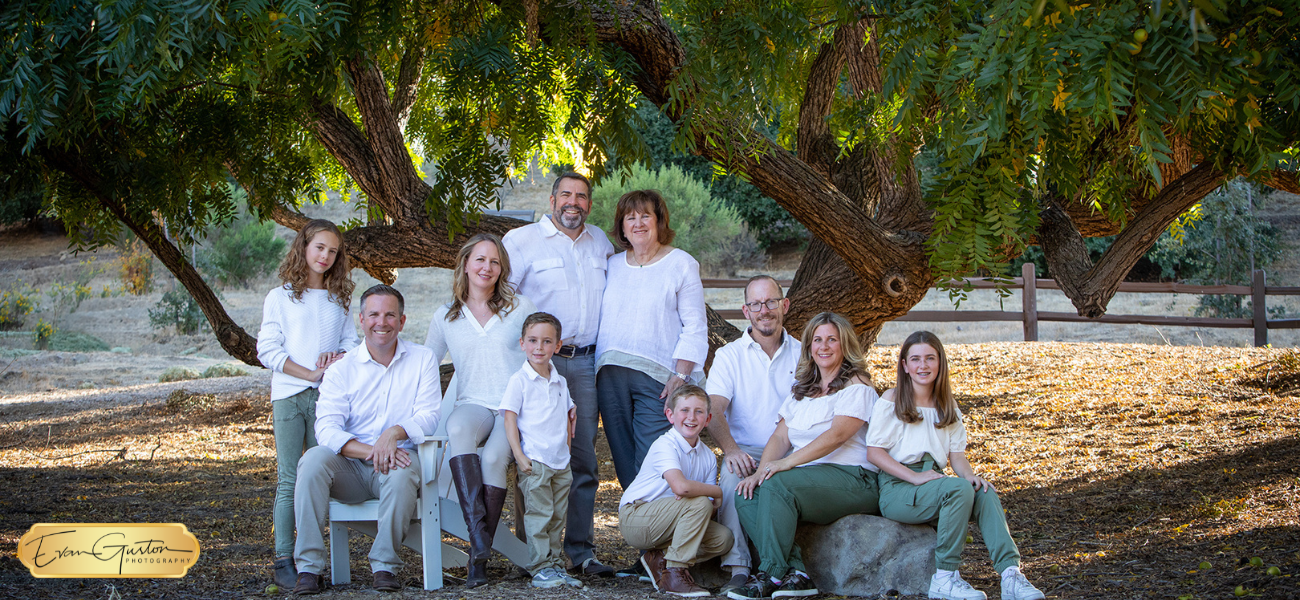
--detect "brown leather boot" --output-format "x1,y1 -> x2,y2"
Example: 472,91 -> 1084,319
293,572 -> 322,595
449,454 -> 490,588
483,485 -> 507,542
661,566 -> 710,597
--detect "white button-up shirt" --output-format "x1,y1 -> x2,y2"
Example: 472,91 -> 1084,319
503,216 -> 615,347
314,339 -> 442,454
498,361 -> 575,470
619,427 -> 719,506
705,329 -> 801,448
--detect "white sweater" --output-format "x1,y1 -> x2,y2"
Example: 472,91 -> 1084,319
595,249 -> 708,380
424,295 -> 537,410
257,285 -> 358,401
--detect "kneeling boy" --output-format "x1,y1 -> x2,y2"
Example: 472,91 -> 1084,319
619,385 -> 734,597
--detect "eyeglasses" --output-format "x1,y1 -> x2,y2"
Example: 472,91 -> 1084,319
743,299 -> 783,312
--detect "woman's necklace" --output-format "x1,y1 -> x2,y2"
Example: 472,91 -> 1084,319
631,245 -> 661,267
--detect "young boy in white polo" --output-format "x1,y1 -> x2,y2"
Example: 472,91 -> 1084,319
618,385 -> 735,597
501,312 -> 581,589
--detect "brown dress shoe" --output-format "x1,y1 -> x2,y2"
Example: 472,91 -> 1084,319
661,566 -> 711,597
293,572 -> 322,596
640,549 -> 668,590
373,570 -> 401,592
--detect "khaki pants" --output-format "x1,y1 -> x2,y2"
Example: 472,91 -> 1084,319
293,445 -> 419,575
519,462 -> 573,574
619,496 -> 734,568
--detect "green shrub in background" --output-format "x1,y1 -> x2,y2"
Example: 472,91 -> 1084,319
202,363 -> 248,378
199,214 -> 286,288
0,286 -> 37,330
48,331 -> 110,352
159,368 -> 201,384
149,288 -> 207,335
589,164 -> 764,276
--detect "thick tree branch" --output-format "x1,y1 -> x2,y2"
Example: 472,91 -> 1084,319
43,150 -> 261,367
1260,169 -> 1300,195
343,56 -> 427,226
1041,162 -> 1227,317
392,43 -> 425,131
796,31 -> 848,172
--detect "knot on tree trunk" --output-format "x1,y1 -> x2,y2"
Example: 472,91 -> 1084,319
882,272 -> 907,297
363,265 -> 399,285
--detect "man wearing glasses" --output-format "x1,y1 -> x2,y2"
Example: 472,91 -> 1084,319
705,275 -> 802,595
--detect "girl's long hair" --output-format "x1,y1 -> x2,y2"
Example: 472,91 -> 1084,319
446,232 -> 517,321
278,219 -> 353,309
791,312 -> 871,400
892,330 -> 959,427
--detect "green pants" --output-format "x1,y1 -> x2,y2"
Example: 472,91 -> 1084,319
877,455 -> 1020,573
272,387 -> 319,558
735,463 -> 879,579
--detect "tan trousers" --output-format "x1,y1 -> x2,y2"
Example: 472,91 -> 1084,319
519,462 -> 573,574
293,445 -> 419,575
619,496 -> 734,568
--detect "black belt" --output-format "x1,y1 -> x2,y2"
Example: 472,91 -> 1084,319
555,344 -> 596,359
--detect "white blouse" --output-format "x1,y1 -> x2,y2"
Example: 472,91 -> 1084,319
595,248 -> 707,382
256,286 -> 358,401
865,398 -> 968,470
424,295 -> 536,410
778,383 -> 878,471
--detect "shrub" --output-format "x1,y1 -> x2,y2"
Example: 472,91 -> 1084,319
0,286 -> 37,330
149,288 -> 206,335
200,215 -> 286,288
159,367 -> 202,383
589,164 -> 765,276
164,388 -> 217,412
47,331 -> 110,352
32,319 -> 55,349
119,239 -> 155,296
202,363 -> 248,378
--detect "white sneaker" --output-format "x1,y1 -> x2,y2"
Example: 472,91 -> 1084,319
1000,567 -> 1045,600
929,570 -> 987,600
561,570 -> 585,588
532,567 -> 564,589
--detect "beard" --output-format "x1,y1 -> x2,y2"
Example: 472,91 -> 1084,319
555,205 -> 588,230
751,315 -> 782,338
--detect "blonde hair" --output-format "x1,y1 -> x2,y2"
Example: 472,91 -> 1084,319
892,331 -> 959,428
277,219 -> 353,309
790,312 -> 871,400
446,232 -> 517,322
666,384 -> 711,412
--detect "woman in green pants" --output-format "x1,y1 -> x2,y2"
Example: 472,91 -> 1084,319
728,312 -> 881,600
867,331 -> 1044,600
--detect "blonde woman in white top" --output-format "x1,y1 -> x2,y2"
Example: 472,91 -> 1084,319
728,312 -> 881,600
866,331 -> 1044,600
595,189 -> 708,489
424,232 -> 535,588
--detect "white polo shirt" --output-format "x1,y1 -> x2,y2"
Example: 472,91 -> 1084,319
705,328 -> 800,448
865,398 -> 968,470
314,339 -> 442,454
778,383 -> 879,471
619,427 -> 719,506
503,217 -> 615,347
498,361 -> 576,470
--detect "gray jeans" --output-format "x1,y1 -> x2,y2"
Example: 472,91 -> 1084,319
293,445 -> 419,575
717,442 -> 765,569
553,353 -> 599,564
272,387 -> 318,558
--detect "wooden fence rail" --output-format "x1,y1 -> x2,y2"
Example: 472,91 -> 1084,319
704,265 -> 1300,347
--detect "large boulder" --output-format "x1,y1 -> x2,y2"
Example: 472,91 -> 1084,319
795,514 -> 936,596
690,515 -> 936,596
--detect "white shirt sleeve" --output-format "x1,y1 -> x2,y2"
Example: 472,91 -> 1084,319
947,411 -> 968,453
334,301 -> 358,353
314,366 -> 355,453
671,256 -> 708,366
397,348 -> 442,444
498,372 -> 525,414
502,231 -> 527,291
424,305 -> 450,361
865,399 -> 903,450
833,384 -> 877,422
704,347 -> 736,400
256,289 -> 290,373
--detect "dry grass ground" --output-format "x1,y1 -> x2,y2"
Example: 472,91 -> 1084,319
2,342 -> 1298,600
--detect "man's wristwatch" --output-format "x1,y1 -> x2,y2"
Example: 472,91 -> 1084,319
673,371 -> 692,384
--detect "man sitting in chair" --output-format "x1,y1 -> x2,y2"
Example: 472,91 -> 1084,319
291,285 -> 441,595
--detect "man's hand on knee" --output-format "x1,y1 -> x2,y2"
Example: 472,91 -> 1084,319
369,426 -> 411,474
